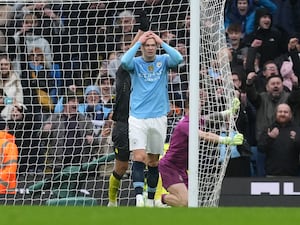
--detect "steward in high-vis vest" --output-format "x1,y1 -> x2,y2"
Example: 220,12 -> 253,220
0,128 -> 18,194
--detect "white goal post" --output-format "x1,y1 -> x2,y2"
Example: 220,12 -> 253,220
189,0 -> 236,207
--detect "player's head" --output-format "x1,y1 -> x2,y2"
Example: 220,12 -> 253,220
141,37 -> 157,60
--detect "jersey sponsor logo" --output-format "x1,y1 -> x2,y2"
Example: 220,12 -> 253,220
138,70 -> 163,82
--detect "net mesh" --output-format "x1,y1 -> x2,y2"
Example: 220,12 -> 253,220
197,0 -> 236,206
0,0 -> 234,207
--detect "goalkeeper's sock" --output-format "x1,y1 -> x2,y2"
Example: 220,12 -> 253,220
132,161 -> 145,195
108,171 -> 122,202
147,166 -> 159,199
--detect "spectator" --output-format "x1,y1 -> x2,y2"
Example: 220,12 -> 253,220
246,60 -> 279,93
159,25 -> 176,47
287,36 -> 300,81
0,4 -> 16,60
177,13 -> 190,51
20,46 -> 55,124
13,2 -> 64,37
243,7 -> 288,69
0,54 -> 23,121
258,103 -> 300,176
53,84 -> 78,114
7,104 -> 40,173
230,69 -> 257,176
226,23 -> 247,70
280,60 -> 298,92
95,74 -> 115,109
246,74 -> 294,176
224,0 -> 277,36
0,119 -> 18,194
107,34 -> 133,78
78,85 -> 112,136
244,34 -> 300,91
41,90 -> 97,173
175,39 -> 188,70
13,11 -> 53,73
13,2 -> 65,62
106,9 -> 139,54
75,2 -> 108,82
105,10 -> 149,81
0,4 -> 14,29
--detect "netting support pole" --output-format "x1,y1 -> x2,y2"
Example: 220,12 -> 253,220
188,0 -> 200,207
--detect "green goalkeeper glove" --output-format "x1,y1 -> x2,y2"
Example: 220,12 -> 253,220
221,97 -> 240,116
231,97 -> 240,114
219,133 -> 244,145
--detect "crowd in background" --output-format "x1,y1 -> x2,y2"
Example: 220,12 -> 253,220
0,0 -> 299,189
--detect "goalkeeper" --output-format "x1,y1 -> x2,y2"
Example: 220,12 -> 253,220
158,96 -> 243,207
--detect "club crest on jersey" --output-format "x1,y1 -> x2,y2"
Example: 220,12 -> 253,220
156,62 -> 162,68
148,65 -> 154,72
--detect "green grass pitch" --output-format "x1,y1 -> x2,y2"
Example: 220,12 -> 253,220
2,206 -> 300,225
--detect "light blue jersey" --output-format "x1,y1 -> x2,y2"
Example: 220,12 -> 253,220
121,41 -> 183,119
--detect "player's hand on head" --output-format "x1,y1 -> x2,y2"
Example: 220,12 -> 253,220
139,31 -> 152,44
149,32 -> 163,45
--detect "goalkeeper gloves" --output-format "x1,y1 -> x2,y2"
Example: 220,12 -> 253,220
219,133 -> 244,145
221,97 -> 240,116
135,10 -> 150,31
231,97 -> 240,114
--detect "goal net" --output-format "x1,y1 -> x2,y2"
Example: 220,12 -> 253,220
0,0 -> 234,207
194,0 -> 236,207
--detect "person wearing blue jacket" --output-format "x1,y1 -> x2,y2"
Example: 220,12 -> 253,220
224,0 -> 277,36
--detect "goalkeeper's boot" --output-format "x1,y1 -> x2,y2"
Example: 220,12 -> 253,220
107,201 -> 117,207
154,199 -> 170,208
136,194 -> 145,207
145,199 -> 155,207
